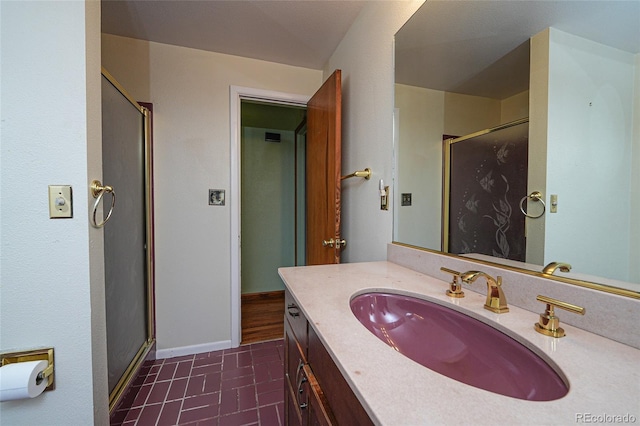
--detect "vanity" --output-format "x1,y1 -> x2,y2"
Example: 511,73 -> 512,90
279,252 -> 640,425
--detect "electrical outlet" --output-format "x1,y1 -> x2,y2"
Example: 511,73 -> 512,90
49,185 -> 73,218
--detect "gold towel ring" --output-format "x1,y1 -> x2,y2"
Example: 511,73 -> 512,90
519,191 -> 545,219
90,180 -> 116,228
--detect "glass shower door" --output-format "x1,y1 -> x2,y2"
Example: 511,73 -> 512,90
101,71 -> 153,407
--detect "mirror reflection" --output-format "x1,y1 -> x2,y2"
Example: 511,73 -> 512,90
393,1 -> 639,294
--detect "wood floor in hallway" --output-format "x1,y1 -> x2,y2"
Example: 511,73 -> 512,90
241,291 -> 284,345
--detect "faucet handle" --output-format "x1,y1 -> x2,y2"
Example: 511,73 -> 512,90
534,295 -> 585,338
439,267 -> 464,298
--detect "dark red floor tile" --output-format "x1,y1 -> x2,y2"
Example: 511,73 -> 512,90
137,403 -> 163,426
258,404 -> 280,426
266,361 -> 284,381
256,378 -> 283,395
147,380 -> 171,404
257,389 -> 283,407
179,404 -> 219,424
167,377 -> 188,401
223,353 -> 238,370
123,406 -> 142,423
219,388 -> 239,415
186,375 -> 206,396
157,400 -> 182,426
221,374 -> 254,391
252,363 -> 270,383
156,363 -> 178,381
164,354 -> 194,363
196,418 -> 218,426
144,373 -> 158,385
218,408 -> 258,425
182,392 -> 220,410
175,360 -> 194,378
224,346 -> 250,355
203,372 -> 222,393
192,363 -> 222,376
237,385 -> 257,411
221,366 -> 253,381
158,362 -> 178,381
119,340 -> 285,425
110,408 -> 128,426
237,351 -> 253,368
132,384 -> 152,407
194,354 -> 223,367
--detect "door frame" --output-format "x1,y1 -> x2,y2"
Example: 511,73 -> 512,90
229,86 -> 310,347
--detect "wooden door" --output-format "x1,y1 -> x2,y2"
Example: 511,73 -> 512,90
306,70 -> 342,265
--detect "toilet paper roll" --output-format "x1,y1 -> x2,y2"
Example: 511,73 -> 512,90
0,360 -> 49,401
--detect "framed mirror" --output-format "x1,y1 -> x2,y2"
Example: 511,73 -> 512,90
393,1 -> 639,297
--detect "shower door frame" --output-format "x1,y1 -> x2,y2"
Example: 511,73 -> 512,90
102,68 -> 156,412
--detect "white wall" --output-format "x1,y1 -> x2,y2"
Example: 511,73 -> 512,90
631,53 -> 640,283
394,84 -> 444,249
393,82 -> 526,250
0,1 -> 107,424
323,0 -> 424,263
527,29 -> 551,265
102,35 -> 322,353
443,92 -> 501,136
545,28 -> 635,282
501,91 -> 529,123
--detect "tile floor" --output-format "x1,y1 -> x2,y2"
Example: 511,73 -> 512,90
111,339 -> 285,426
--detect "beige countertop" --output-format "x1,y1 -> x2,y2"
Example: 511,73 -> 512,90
279,261 -> 640,426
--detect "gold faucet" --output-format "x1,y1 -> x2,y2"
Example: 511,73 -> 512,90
460,271 -> 509,313
439,267 -> 465,298
534,295 -> 585,338
542,262 -> 572,275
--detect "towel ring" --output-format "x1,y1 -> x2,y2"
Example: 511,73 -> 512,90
519,191 -> 545,219
90,180 -> 116,228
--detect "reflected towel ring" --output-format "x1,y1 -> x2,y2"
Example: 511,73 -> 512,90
519,191 -> 545,219
90,180 -> 116,228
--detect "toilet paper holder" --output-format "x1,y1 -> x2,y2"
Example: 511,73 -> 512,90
1,348 -> 55,391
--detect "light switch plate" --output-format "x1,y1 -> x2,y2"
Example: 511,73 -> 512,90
48,185 -> 73,218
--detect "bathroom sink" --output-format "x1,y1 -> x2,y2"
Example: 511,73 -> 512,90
350,292 -> 568,401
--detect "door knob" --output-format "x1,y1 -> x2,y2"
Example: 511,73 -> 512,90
322,238 -> 346,248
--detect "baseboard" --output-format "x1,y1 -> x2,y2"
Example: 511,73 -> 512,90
241,290 -> 285,302
155,340 -> 232,360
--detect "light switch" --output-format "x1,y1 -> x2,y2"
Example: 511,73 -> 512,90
48,185 -> 73,218
550,194 -> 558,213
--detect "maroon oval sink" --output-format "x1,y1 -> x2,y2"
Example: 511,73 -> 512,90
350,292 -> 569,401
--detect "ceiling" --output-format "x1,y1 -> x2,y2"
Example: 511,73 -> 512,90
395,1 -> 640,99
102,1 -> 640,99
101,0 -> 368,70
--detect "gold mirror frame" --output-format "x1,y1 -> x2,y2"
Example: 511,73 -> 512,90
392,2 -> 639,300
393,242 -> 639,300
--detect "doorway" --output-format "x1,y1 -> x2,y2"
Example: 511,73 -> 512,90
231,72 -> 342,347
230,86 -> 311,346
240,101 -> 306,343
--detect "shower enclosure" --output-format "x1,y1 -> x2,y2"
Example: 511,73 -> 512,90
101,69 -> 155,411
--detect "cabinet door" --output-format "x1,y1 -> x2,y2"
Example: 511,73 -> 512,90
303,364 -> 335,426
285,313 -> 308,425
308,327 -> 373,425
285,289 -> 308,354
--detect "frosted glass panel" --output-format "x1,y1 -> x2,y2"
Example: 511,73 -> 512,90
102,75 -> 148,393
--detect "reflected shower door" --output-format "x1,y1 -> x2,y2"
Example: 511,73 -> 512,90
101,73 -> 151,403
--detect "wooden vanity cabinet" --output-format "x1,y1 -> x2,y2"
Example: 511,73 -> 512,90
284,289 -> 373,426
